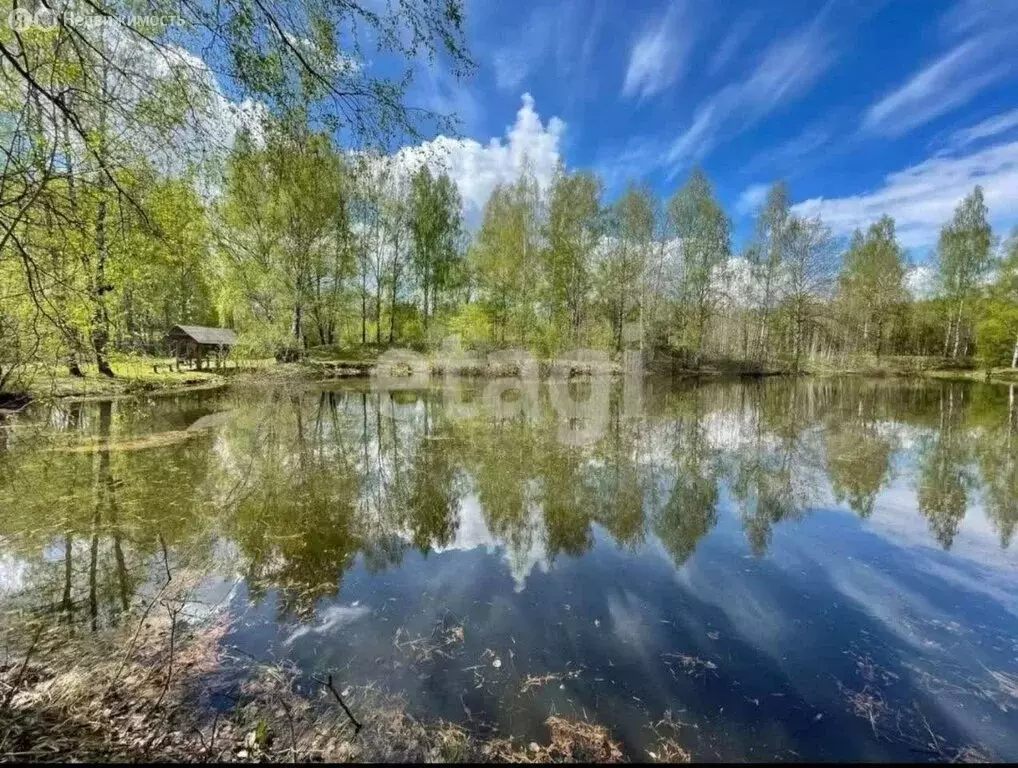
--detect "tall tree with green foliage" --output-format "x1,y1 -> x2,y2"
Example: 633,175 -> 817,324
409,166 -> 463,331
468,164 -> 541,346
837,215 -> 906,357
977,230 -> 1018,367
668,168 -> 730,365
470,185 -> 516,345
600,183 -> 654,354
750,181 -> 791,361
783,214 -> 837,367
938,186 -> 993,359
507,161 -> 543,346
543,163 -> 602,347
217,122 -> 351,356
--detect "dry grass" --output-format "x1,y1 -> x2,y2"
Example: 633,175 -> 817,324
0,612 -> 227,761
645,710 -> 693,763
0,605 -> 638,763
480,717 -> 624,763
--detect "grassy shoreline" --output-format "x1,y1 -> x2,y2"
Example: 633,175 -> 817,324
9,354 -> 1018,404
0,597 -> 670,763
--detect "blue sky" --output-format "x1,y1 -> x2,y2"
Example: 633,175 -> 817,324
405,0 -> 1018,260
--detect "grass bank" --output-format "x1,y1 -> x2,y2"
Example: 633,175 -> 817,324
13,351 -> 1018,405
802,354 -> 1018,385
17,357 -> 362,402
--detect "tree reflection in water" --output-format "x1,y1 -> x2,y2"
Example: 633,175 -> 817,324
2,377 -> 1017,628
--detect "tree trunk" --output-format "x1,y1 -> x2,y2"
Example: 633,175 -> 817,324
91,68 -> 114,378
375,277 -> 382,345
361,270 -> 367,344
422,269 -> 430,331
1011,331 -> 1018,369
952,300 -> 964,359
389,273 -> 398,344
91,197 -> 114,377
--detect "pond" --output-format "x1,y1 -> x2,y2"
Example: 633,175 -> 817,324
2,375 -> 1017,761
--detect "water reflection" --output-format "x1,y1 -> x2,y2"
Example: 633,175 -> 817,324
2,377 -> 1018,759
2,379 -> 1018,622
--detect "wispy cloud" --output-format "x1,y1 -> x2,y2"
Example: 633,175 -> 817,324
863,0 -> 1018,138
735,183 -> 770,217
622,1 -> 693,100
492,0 -> 606,99
792,139 -> 1018,248
742,125 -> 830,177
578,0 -> 607,73
415,63 -> 482,135
594,136 -> 669,194
708,12 -> 758,75
939,0 -> 1018,38
491,7 -> 555,92
943,108 -> 1018,151
862,40 -> 1011,137
666,13 -> 834,172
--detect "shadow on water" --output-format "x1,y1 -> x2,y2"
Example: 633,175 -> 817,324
2,376 -> 1018,760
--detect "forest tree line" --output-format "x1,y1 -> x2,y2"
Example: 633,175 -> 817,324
2,7 -> 1018,392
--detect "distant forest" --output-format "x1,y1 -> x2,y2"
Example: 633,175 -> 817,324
3,2 -> 1017,393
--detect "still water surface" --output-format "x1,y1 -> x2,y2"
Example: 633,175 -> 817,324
2,376 -> 1018,761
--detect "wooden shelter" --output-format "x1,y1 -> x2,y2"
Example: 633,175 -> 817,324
167,325 -> 237,370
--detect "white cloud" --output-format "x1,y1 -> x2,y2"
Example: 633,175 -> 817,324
735,183 -> 769,217
666,15 -> 833,171
864,0 -> 1018,139
622,2 -> 692,100
792,139 -> 1018,248
905,265 -> 938,299
862,40 -> 1011,137
394,93 -> 565,229
944,108 -> 1018,151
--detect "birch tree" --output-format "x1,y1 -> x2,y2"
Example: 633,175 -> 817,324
668,168 -> 730,365
836,215 -> 906,357
938,186 -> 993,359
